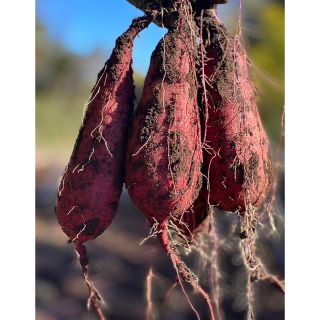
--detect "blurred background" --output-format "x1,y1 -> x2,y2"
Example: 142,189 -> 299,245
36,0 -> 284,319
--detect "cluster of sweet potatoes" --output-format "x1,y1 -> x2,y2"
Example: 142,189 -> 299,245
55,1 -> 275,319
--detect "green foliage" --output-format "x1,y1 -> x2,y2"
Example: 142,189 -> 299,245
247,3 -> 284,142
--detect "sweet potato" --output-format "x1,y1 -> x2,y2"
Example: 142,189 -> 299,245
178,193 -> 209,238
56,14 -> 153,245
125,15 -> 202,224
199,13 -> 273,213
55,14 -> 154,319
125,3 -> 215,318
197,13 -> 282,319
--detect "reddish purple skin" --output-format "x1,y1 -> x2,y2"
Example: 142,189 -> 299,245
201,17 -> 273,212
179,193 -> 209,237
55,16 -> 152,243
125,22 -> 202,223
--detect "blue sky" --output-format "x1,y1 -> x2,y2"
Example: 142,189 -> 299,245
36,0 -> 236,74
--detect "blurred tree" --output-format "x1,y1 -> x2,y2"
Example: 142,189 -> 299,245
133,72 -> 145,103
244,1 -> 284,143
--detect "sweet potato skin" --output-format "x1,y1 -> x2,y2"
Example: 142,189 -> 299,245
55,16 -> 152,244
179,193 -> 209,237
200,16 -> 273,212
125,22 -> 202,223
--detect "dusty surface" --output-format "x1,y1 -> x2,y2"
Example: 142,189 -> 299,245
55,16 -> 152,243
199,15 -> 273,213
125,18 -> 202,222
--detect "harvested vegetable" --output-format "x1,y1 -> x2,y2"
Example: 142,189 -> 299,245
55,13 -> 155,319
125,2 -> 217,318
197,11 -> 283,319
199,13 -> 273,213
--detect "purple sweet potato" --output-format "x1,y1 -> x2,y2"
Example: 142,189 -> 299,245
197,15 -> 283,318
55,14 -> 155,319
56,15 -> 153,245
178,193 -> 209,237
200,14 -> 273,213
125,3 -> 214,318
125,15 -> 202,224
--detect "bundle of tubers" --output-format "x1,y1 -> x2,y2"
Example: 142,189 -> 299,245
55,1 -> 283,319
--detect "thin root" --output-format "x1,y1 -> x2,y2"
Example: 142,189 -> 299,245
75,243 -> 106,320
159,219 -> 215,320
